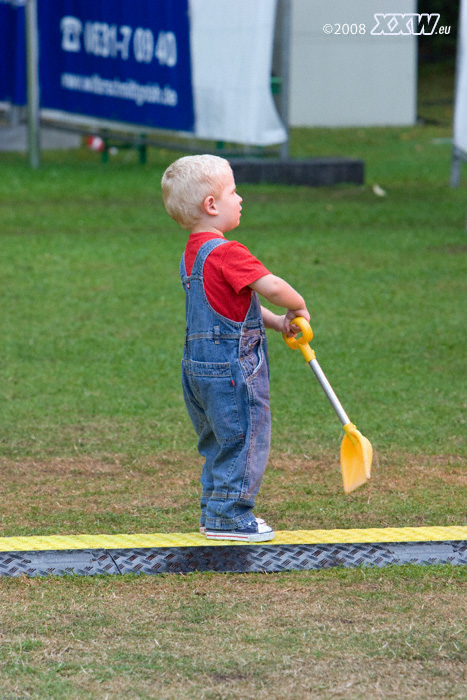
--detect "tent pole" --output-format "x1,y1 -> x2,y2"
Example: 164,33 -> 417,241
451,0 -> 464,187
279,0 -> 291,160
451,147 -> 462,187
26,0 -> 40,168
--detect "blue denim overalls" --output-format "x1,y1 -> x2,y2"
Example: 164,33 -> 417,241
180,238 -> 271,531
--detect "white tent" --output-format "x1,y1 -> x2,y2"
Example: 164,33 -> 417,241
190,0 -> 287,146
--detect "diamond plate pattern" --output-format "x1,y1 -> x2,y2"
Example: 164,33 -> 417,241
1,540 -> 467,577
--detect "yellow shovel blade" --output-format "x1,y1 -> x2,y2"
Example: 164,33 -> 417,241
340,425 -> 373,495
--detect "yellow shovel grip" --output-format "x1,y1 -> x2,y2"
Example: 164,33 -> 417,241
343,422 -> 359,447
283,317 -> 316,363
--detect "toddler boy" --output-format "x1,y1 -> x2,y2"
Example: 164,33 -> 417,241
161,155 -> 309,541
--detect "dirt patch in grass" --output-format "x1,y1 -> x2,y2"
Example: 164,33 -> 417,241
1,450 -> 466,536
0,452 -> 202,536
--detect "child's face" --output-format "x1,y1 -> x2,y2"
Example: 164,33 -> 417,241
214,170 -> 243,232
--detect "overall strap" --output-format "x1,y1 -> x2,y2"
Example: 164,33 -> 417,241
188,238 -> 228,278
179,252 -> 187,279
180,237 -> 227,282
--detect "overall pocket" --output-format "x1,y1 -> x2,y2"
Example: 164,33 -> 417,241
182,359 -> 244,443
240,334 -> 264,380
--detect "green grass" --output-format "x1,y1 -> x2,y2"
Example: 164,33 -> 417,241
1,567 -> 467,699
1,63 -> 467,699
1,121 -> 466,459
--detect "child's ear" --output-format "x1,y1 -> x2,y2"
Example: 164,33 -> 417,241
203,195 -> 218,216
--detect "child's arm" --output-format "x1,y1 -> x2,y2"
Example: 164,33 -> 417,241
249,274 -> 309,336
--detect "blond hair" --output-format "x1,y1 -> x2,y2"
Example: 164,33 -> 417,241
161,154 -> 232,230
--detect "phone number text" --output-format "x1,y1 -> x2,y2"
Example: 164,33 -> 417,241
61,17 -> 177,67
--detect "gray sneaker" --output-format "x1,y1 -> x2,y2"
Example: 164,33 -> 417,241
200,516 -> 266,536
205,519 -> 275,542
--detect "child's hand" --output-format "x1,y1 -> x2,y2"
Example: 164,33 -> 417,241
284,308 -> 310,336
263,312 -> 295,335
260,306 -> 310,335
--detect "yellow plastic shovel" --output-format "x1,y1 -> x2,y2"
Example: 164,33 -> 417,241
283,317 -> 372,494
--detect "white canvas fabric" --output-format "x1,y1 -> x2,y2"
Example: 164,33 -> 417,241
454,0 -> 467,155
189,0 -> 287,145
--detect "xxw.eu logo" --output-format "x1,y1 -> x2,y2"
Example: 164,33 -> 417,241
371,13 -> 449,36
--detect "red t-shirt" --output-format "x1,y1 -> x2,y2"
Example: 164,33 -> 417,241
184,232 -> 270,321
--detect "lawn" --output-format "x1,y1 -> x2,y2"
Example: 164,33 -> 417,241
0,61 -> 466,698
1,567 -> 467,700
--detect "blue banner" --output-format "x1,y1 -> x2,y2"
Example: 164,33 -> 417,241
38,0 -> 194,131
0,0 -> 194,131
0,0 -> 26,105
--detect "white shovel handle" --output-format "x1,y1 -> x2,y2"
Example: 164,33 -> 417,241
283,316 -> 352,428
308,358 -> 351,428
